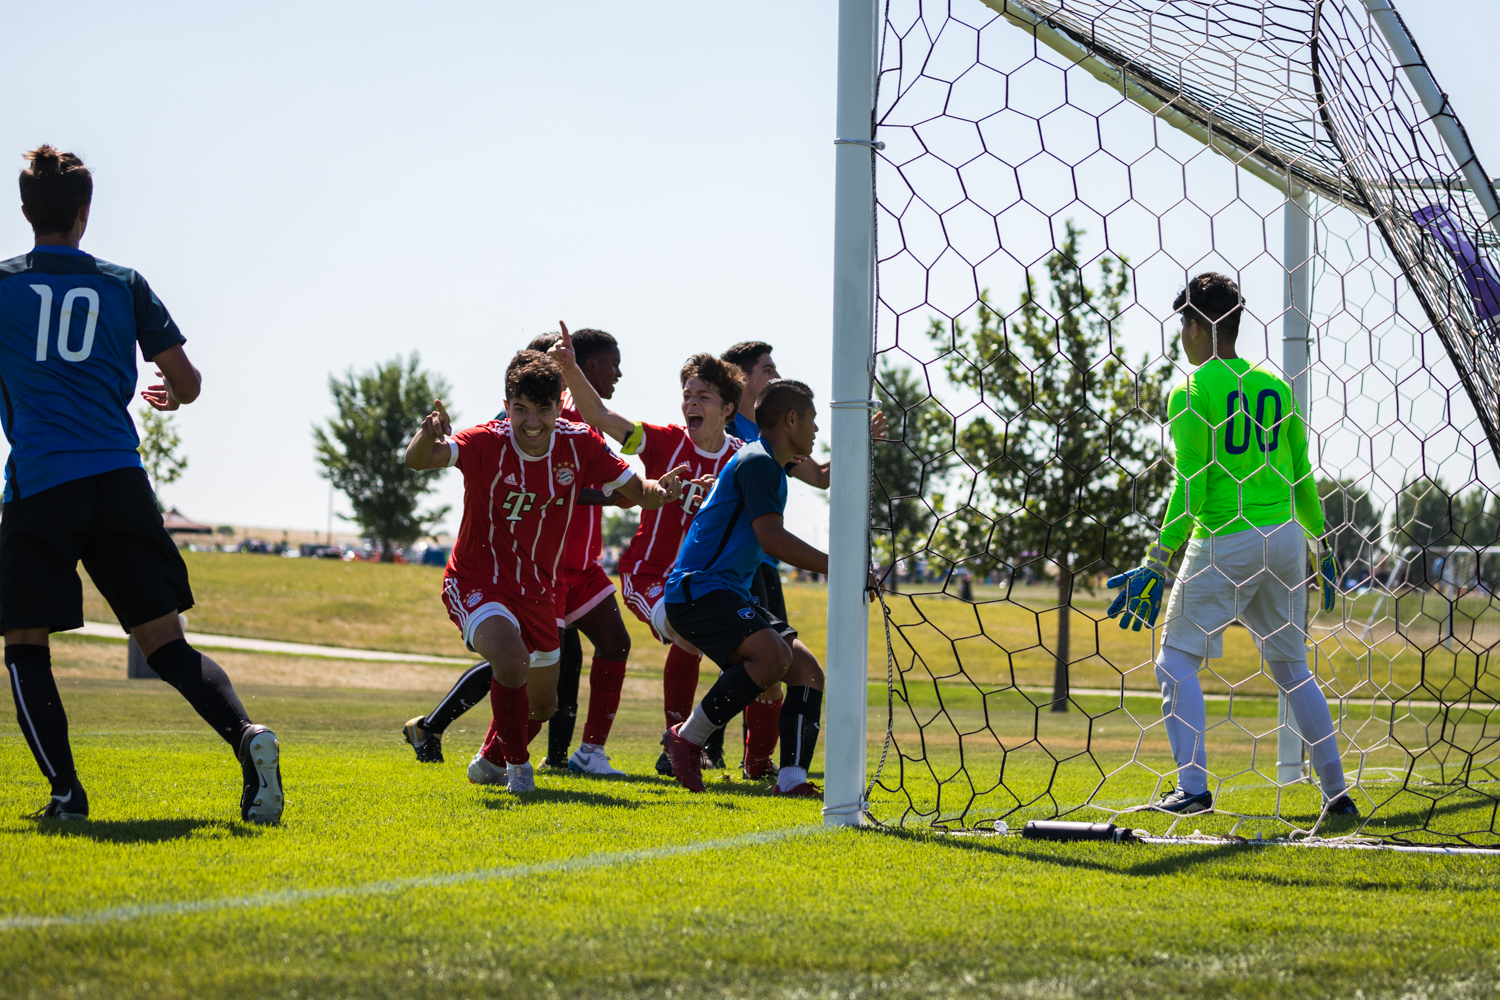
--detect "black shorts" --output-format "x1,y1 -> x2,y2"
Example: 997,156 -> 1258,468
752,561 -> 788,620
665,584 -> 797,669
0,466 -> 194,633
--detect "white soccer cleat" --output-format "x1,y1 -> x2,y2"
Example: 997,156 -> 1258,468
567,744 -> 626,779
505,761 -> 536,793
467,751 -> 507,785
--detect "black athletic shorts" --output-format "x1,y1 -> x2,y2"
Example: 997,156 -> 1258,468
752,561 -> 788,620
665,583 -> 797,669
0,466 -> 194,633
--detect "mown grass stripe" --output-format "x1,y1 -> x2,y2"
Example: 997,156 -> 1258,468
0,824 -> 824,931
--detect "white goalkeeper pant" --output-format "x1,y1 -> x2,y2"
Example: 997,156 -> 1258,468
1153,521 -> 1345,799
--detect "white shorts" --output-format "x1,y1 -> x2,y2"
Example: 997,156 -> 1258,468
1159,522 -> 1310,662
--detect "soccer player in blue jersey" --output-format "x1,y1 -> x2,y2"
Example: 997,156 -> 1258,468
662,379 -> 830,796
0,146 -> 282,823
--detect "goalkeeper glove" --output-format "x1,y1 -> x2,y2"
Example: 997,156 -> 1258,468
1313,541 -> 1338,613
1106,545 -> 1171,631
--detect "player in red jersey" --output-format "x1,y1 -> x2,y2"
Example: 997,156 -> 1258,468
399,332 -> 633,774
403,349 -> 688,793
552,337 -> 786,778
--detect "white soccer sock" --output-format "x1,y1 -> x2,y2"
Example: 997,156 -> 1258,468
777,766 -> 808,792
1267,660 -> 1347,798
679,705 -> 717,747
1155,645 -> 1209,795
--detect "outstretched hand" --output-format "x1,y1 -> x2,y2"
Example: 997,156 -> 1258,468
548,321 -> 578,371
140,370 -> 179,412
422,399 -> 452,440
657,462 -> 691,503
871,408 -> 889,441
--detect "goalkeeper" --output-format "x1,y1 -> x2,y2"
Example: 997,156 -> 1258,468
1108,272 -> 1356,817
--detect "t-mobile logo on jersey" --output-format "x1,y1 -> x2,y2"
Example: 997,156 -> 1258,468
501,490 -> 536,521
679,482 -> 708,513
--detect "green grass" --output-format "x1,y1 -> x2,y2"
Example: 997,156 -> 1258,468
5,679 -> 1500,999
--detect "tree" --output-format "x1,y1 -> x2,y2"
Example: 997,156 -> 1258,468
602,508 -> 640,549
1393,478 -> 1457,587
929,222 -> 1179,711
137,407 -> 188,511
314,354 -> 452,562
1318,478 -> 1383,584
871,358 -> 955,591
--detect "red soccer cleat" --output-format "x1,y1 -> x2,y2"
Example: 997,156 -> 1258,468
773,781 -> 822,798
665,723 -> 705,793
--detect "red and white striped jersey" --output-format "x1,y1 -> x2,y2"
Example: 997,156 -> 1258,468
444,417 -> 634,597
618,423 -> 743,580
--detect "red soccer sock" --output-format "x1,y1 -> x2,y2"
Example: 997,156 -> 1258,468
743,693 -> 783,767
662,645 -> 702,729
482,679 -> 531,765
527,718 -> 544,744
581,657 -> 628,746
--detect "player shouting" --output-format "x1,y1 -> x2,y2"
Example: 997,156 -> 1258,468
402,330 -> 636,778
403,347 -> 687,794
1,146 -> 282,823
1107,272 -> 1356,817
662,380 -> 831,796
551,341 -> 768,776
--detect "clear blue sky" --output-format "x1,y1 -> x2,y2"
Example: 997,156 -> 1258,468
0,1 -> 1492,544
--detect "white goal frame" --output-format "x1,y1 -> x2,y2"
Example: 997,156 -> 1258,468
820,0 -> 1500,828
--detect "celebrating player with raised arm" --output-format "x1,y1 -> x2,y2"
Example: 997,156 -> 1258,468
1107,272 -> 1355,818
551,337 -> 780,777
661,380 -> 831,796
403,348 -> 687,794
402,329 -> 638,777
1,146 -> 283,823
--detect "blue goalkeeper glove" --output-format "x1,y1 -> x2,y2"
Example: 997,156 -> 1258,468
1106,546 -> 1171,631
1317,542 -> 1338,613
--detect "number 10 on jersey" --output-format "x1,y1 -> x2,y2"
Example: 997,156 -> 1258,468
31,284 -> 100,363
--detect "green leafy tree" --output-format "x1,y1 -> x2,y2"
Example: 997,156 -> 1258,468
137,407 -> 188,511
871,358 -> 955,592
602,508 -> 640,549
929,222 -> 1179,711
1392,478 -> 1455,586
314,354 -> 452,562
1318,478 -> 1383,583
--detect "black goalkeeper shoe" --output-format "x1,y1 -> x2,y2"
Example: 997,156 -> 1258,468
1325,793 -> 1360,817
239,725 -> 284,825
402,717 -> 444,764
30,776 -> 88,820
1152,787 -> 1213,814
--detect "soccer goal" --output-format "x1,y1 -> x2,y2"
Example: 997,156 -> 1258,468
821,0 -> 1500,847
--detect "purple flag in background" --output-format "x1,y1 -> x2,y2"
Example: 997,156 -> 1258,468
1414,204 -> 1500,322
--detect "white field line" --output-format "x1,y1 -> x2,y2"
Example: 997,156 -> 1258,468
73,621 -> 473,665
0,824 -> 824,932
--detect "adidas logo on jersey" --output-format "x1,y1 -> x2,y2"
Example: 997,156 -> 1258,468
504,473 -> 518,486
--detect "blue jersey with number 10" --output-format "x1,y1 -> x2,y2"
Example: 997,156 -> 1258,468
0,246 -> 185,501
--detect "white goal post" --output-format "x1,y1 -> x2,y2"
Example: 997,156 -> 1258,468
822,0 -> 1500,833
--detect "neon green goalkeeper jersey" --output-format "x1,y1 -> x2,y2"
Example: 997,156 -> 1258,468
1156,357 -> 1323,554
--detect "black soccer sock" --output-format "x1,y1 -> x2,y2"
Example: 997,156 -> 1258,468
778,686 -> 823,770
704,718 -> 727,762
701,663 -> 766,728
6,645 -> 76,794
422,662 -> 495,735
547,628 -> 583,762
146,639 -> 252,751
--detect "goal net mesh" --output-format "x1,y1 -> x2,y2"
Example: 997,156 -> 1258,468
865,0 -> 1500,845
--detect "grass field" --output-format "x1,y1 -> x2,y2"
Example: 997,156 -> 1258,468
8,551 -> 1495,995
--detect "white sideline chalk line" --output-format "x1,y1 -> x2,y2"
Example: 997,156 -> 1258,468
73,621 -> 473,665
0,824 -> 823,932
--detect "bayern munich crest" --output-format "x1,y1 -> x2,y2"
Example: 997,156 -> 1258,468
464,591 -> 482,608
555,466 -> 575,486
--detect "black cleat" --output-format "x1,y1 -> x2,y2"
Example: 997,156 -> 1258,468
1325,793 -> 1360,817
402,717 -> 444,763
239,725 -> 284,825
655,751 -> 674,776
1152,787 -> 1213,814
30,776 -> 88,820
742,757 -> 779,782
